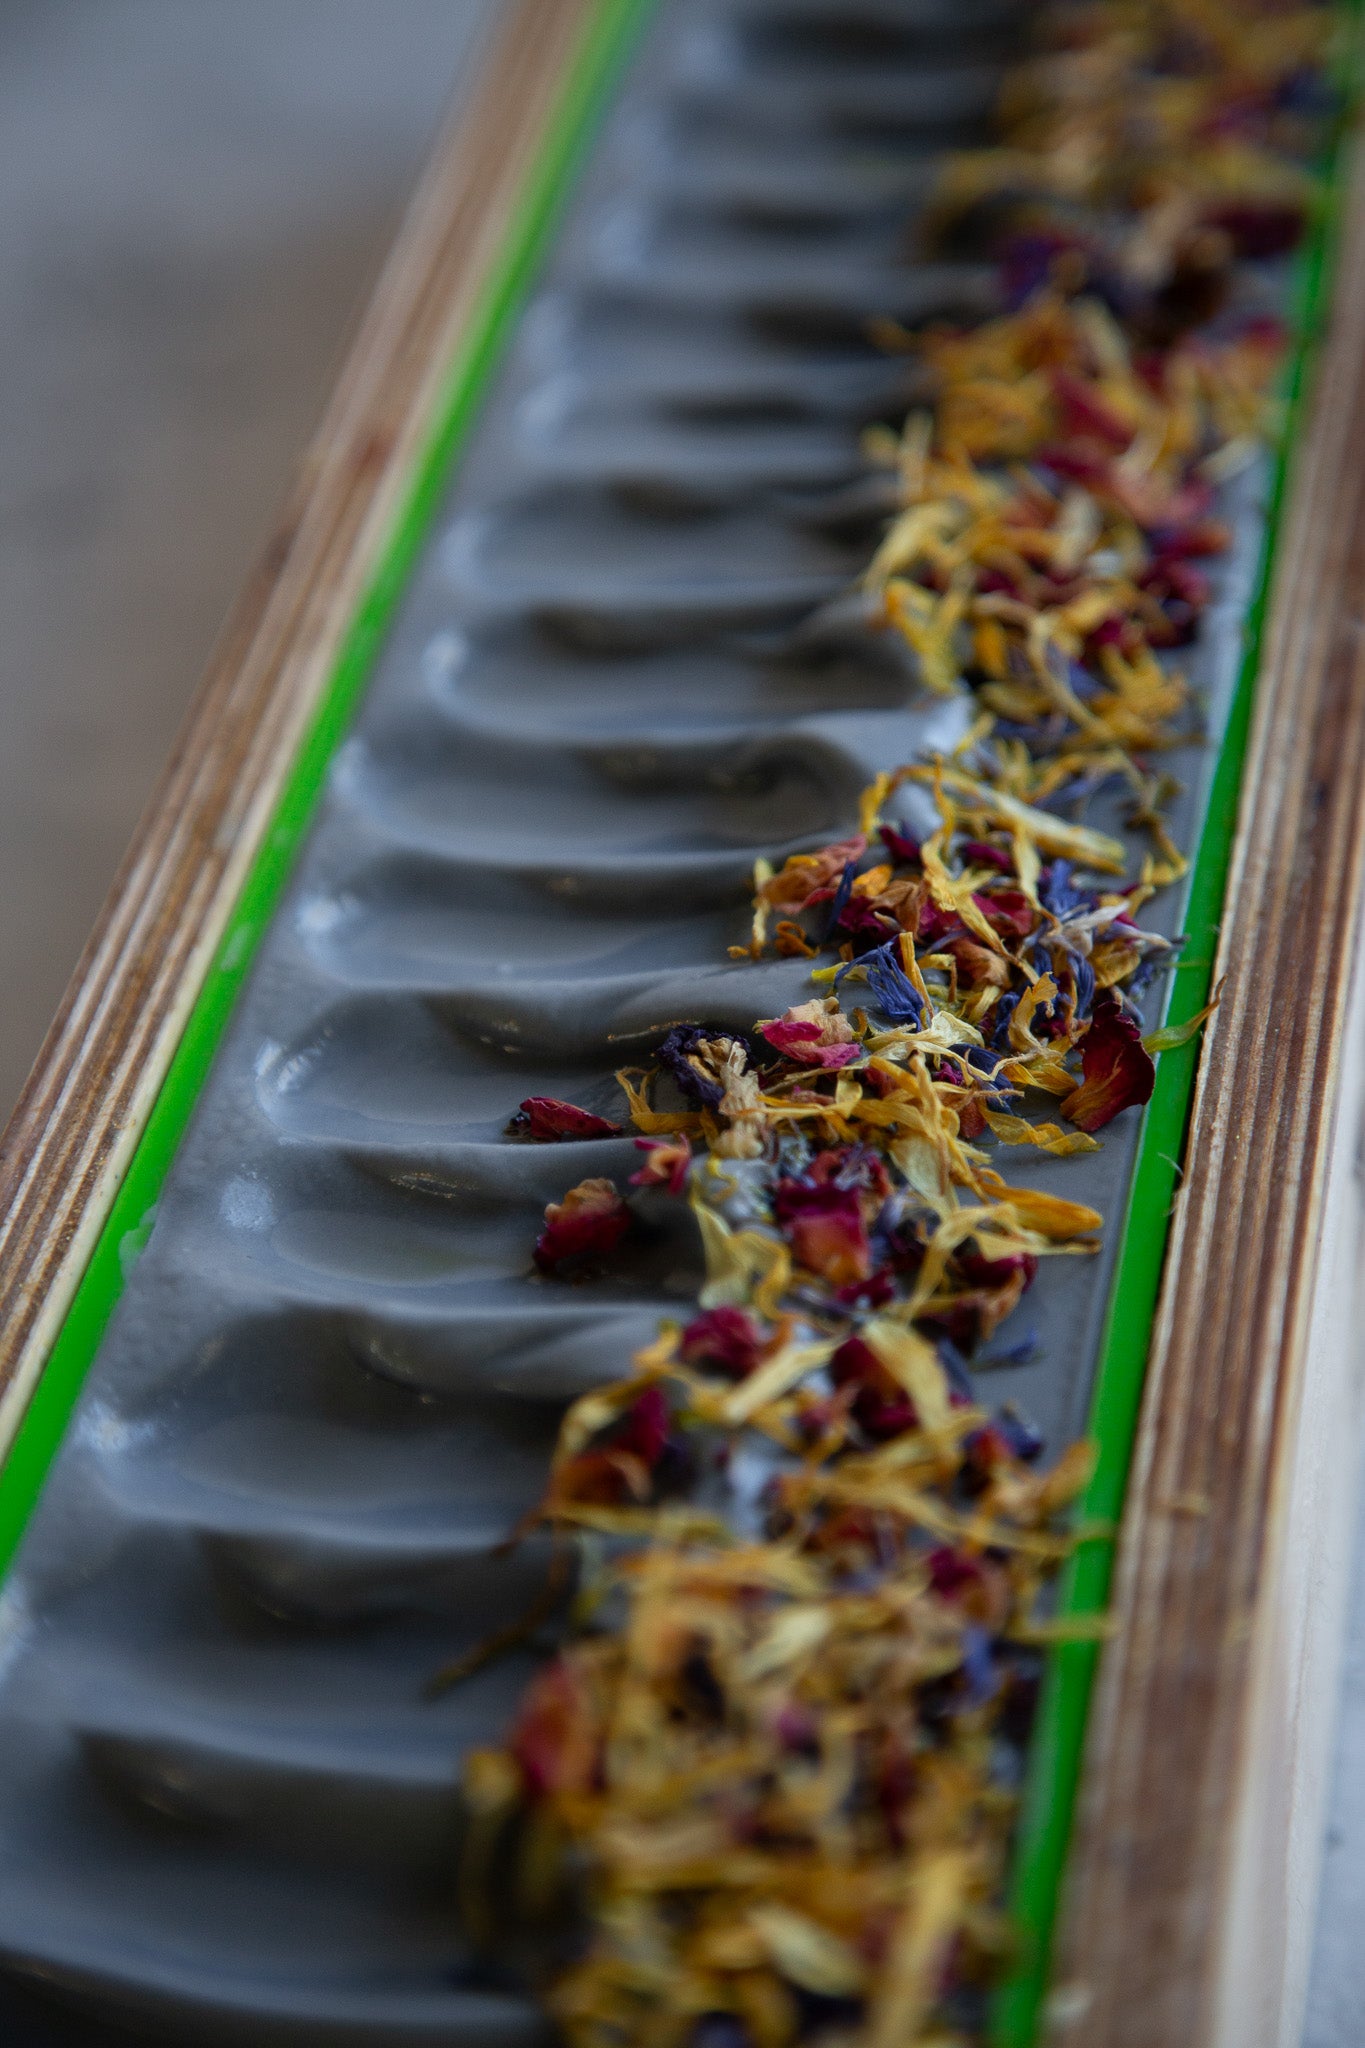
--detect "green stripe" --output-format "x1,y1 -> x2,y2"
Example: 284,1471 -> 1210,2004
0,0 -> 657,1582
990,23 -> 1363,2044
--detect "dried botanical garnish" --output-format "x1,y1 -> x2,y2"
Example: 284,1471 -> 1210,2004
1059,991 -> 1158,1132
535,1179 -> 633,1275
510,1097 -> 624,1142
462,6 -> 1331,2042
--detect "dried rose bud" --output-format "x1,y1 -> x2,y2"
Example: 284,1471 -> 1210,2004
680,1306 -> 765,1380
507,1096 -> 622,1142
534,1178 -> 632,1272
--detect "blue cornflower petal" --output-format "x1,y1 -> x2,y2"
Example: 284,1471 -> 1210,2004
865,946 -> 926,1029
936,1338 -> 976,1403
990,990 -> 1021,1051
1070,948 -> 1097,1020
842,936 -> 926,1028
1039,859 -> 1094,919
961,1626 -> 1001,1707
996,1403 -> 1045,1460
977,1329 -> 1039,1371
822,861 -> 857,942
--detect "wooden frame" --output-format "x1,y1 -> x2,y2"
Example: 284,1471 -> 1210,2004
0,10 -> 1361,2046
1050,132 -> 1365,2048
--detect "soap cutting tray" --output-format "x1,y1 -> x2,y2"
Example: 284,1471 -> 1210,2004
0,4 -> 1361,2044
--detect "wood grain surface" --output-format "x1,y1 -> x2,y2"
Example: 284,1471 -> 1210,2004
1051,131 -> 1365,2048
0,0 -> 598,1452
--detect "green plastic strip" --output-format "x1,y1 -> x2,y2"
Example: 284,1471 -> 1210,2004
990,29 -> 1363,2046
0,0 -> 657,1583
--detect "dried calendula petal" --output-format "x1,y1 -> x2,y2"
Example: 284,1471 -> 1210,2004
984,1111 -> 1102,1156
748,1905 -> 867,1997
1001,1187 -> 1104,1243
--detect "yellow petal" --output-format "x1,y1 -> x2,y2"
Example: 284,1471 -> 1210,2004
1000,1186 -> 1102,1241
984,1111 -> 1101,1155
749,1905 -> 867,1998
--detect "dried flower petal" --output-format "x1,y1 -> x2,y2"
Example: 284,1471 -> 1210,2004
761,835 -> 868,915
658,1026 -> 752,1107
1061,990 -> 1157,1131
761,999 -> 862,1068
773,1177 -> 871,1287
680,1306 -> 766,1380
507,1096 -> 622,1141
630,1135 -> 692,1196
533,1178 -> 632,1272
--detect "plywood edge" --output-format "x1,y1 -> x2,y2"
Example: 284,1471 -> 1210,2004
1048,129 -> 1365,2048
0,0 -> 601,1452
1211,917 -> 1365,2048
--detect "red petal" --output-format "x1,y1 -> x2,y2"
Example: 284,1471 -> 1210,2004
680,1306 -> 765,1380
972,888 -> 1035,939
534,1178 -> 632,1270
879,824 -> 921,865
1061,992 -> 1156,1132
762,1018 -> 823,1049
630,1135 -> 692,1196
511,1657 -> 598,1798
509,1096 -> 622,1141
761,1018 -> 861,1068
789,1209 -> 870,1282
831,1334 -> 916,1438
1050,369 -> 1133,450
614,1385 -> 669,1466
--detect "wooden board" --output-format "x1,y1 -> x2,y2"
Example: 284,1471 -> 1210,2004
1050,131 -> 1365,2048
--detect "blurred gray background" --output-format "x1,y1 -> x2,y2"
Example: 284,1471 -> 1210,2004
0,5 -> 1359,2043
0,0 -> 495,1114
